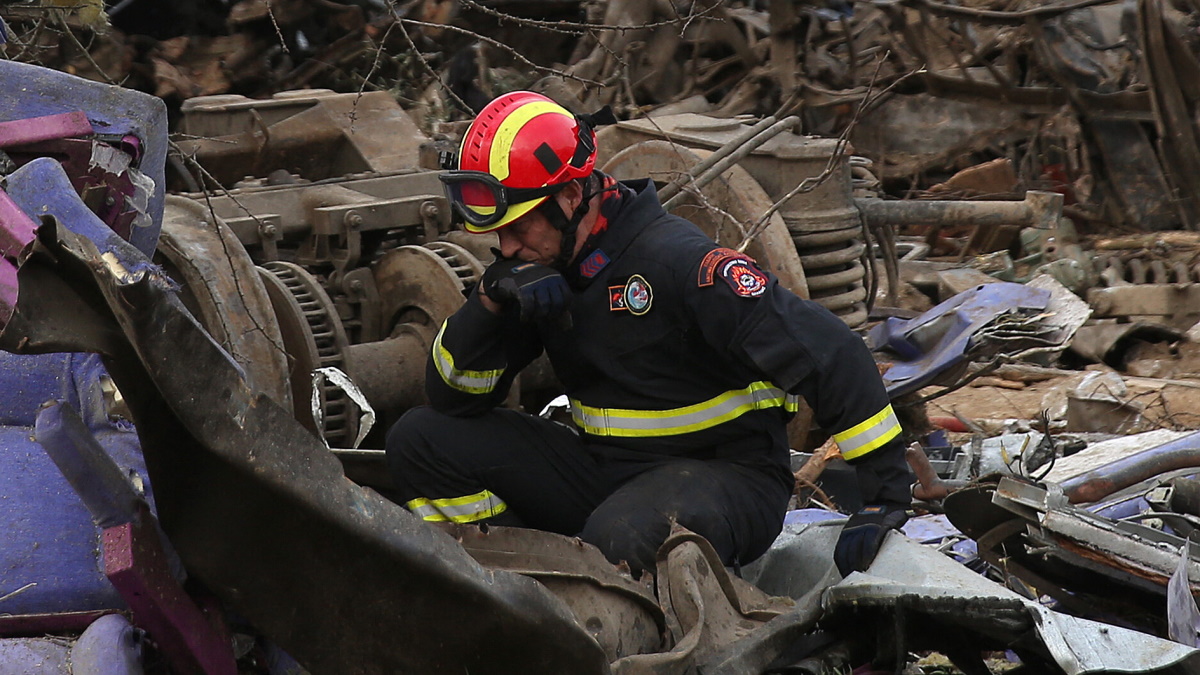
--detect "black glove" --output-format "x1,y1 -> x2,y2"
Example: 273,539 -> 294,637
833,503 -> 909,577
480,258 -> 572,322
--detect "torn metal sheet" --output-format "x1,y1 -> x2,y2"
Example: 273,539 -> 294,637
868,281 -> 1051,397
1170,542 -> 1200,647
824,532 -> 1200,675
0,206 -> 609,673
0,60 -> 167,256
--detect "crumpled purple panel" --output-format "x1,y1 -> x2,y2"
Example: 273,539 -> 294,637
0,60 -> 166,256
0,188 -> 39,327
71,614 -> 145,675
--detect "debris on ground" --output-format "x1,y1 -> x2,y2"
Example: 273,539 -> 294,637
7,0 -> 1200,673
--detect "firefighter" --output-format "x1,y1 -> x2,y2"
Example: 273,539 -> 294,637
385,91 -> 914,577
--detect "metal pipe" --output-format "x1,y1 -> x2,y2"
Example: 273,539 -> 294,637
656,115 -> 779,204
1060,430 -> 1200,504
906,444 -> 968,502
662,116 -> 801,209
344,326 -> 430,417
855,190 -> 1063,231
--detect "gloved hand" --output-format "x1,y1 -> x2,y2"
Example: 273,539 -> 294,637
480,258 -> 572,322
833,503 -> 909,577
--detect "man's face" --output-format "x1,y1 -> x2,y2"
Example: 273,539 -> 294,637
496,207 -> 563,265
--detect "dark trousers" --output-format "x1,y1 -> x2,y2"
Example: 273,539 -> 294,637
385,406 -> 791,575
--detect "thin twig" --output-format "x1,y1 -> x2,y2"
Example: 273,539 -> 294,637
0,582 -> 36,604
392,16 -> 471,115
455,0 -> 720,34
902,0 -> 1121,23
398,18 -> 605,87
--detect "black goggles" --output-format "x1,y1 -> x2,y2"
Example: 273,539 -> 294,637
439,170 -> 566,230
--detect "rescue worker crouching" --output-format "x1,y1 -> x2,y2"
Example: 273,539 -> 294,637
384,91 -> 915,578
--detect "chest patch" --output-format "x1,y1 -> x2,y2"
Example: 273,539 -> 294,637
718,257 -> 768,297
610,274 -> 653,314
579,249 -> 610,278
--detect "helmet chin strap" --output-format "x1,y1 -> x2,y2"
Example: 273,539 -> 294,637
542,173 -> 600,270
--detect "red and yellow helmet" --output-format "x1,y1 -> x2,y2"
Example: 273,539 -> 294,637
440,91 -> 598,233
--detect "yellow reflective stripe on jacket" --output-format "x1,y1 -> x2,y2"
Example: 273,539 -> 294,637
406,489 -> 508,523
570,381 -> 801,438
432,321 -> 505,394
834,404 -> 902,460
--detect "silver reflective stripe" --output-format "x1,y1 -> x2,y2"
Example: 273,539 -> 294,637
834,404 -> 902,460
431,321 -> 504,394
571,381 -> 797,438
406,490 -> 508,523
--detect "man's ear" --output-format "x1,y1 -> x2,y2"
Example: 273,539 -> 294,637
557,180 -> 584,211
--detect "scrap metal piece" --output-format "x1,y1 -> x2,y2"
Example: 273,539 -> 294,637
824,532 -> 1200,675
35,401 -> 238,675
868,281 -> 1051,397
1169,542 -> 1200,647
1059,430 -> 1200,504
0,60 -> 167,256
2,209 -> 609,673
156,196 -> 291,411
437,524 -> 662,664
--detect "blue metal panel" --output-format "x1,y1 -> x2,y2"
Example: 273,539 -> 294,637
868,282 -> 1051,397
0,352 -> 72,427
0,353 -> 148,616
0,60 -> 167,255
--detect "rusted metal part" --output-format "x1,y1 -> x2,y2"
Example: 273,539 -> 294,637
906,443 -> 968,502
156,196 -> 292,410
259,261 -> 358,447
4,220 -> 611,674
174,90 -> 431,187
611,525 -> 796,674
437,524 -> 662,663
372,243 -> 468,332
856,190 -> 1063,232
1137,0 -> 1200,231
1087,284 -> 1200,329
1060,430 -> 1200,504
0,611 -> 116,638
660,117 -> 802,210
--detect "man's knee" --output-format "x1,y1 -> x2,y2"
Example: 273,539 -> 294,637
579,506 -> 671,577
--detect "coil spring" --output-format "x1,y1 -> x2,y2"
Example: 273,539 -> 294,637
1095,255 -> 1200,285
792,226 -> 868,328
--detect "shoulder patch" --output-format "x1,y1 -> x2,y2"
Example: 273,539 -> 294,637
717,257 -> 769,298
698,247 -> 744,287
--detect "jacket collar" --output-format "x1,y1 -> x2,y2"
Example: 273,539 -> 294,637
565,179 -> 664,288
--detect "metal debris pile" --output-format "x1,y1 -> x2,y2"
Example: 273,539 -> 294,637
5,1 -> 1200,673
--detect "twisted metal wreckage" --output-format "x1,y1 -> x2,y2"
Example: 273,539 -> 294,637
5,58 -> 1200,674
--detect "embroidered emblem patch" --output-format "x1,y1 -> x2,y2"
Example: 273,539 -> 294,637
580,249 -> 610,278
718,258 -> 768,298
698,248 -> 744,287
609,284 -> 627,311
624,274 -> 653,315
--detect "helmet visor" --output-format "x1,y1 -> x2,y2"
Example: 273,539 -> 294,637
440,170 -> 565,231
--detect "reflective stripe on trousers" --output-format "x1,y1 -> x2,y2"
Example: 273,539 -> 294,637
406,489 -> 508,523
570,381 -> 801,438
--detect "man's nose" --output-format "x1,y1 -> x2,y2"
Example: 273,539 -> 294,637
497,228 -> 521,258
